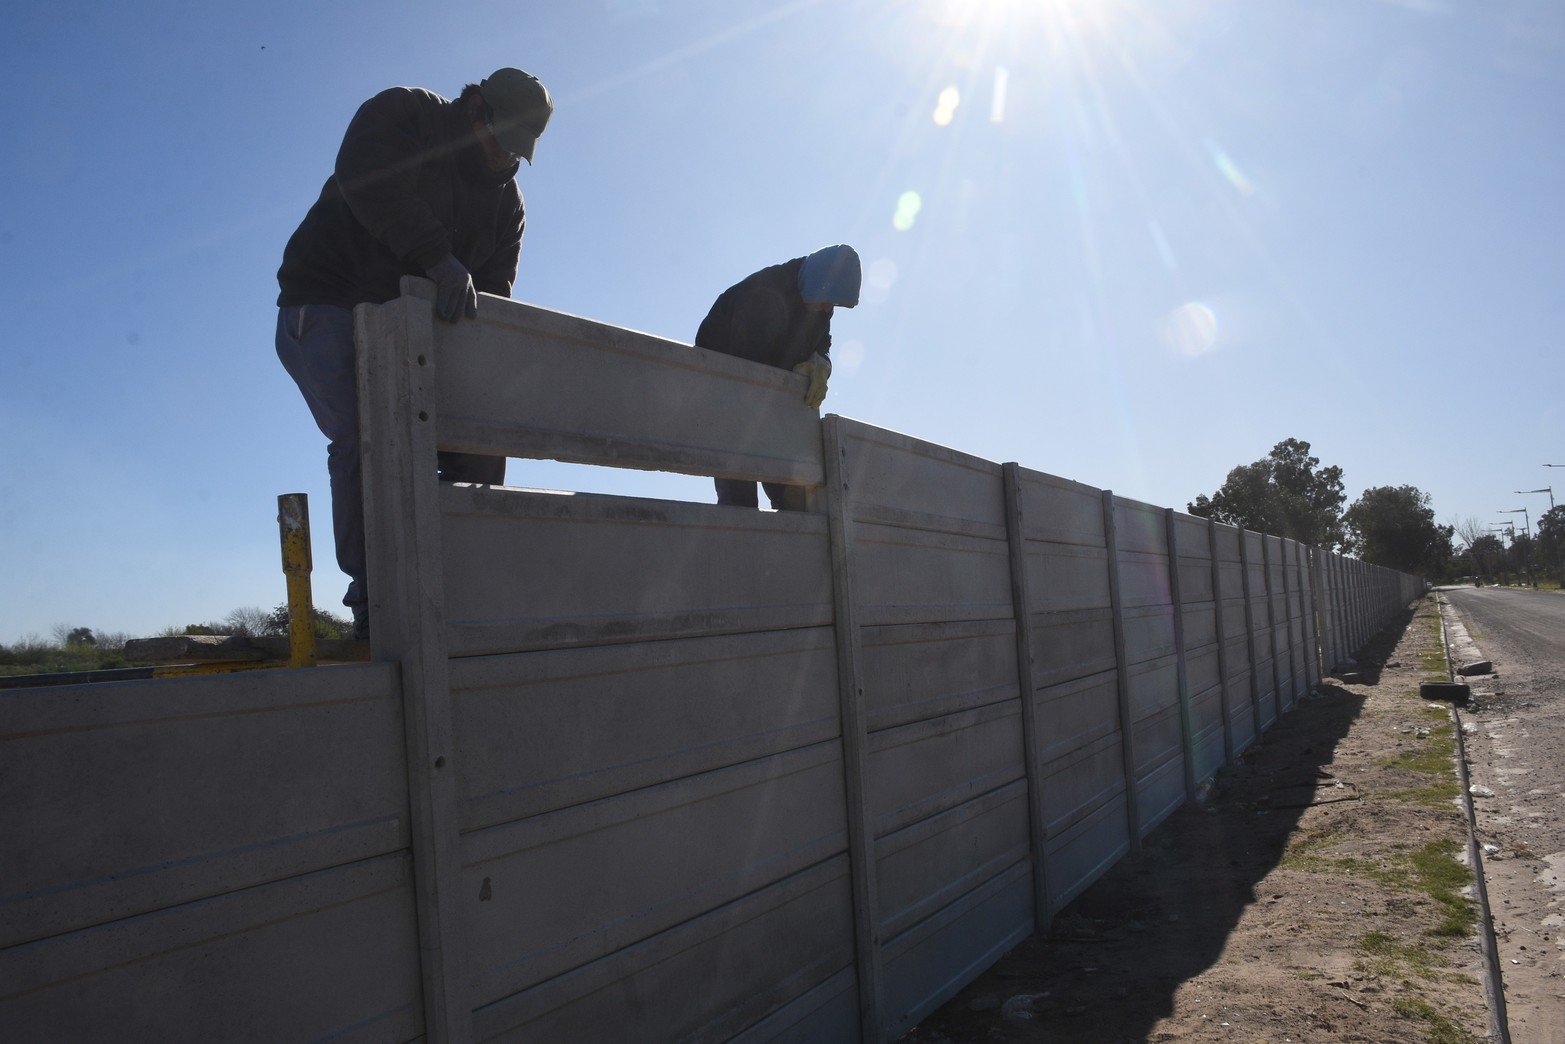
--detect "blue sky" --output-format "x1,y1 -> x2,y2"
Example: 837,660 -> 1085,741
2,0 -> 1561,641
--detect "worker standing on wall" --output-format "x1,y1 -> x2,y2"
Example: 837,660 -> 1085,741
274,68 -> 552,639
695,245 -> 861,511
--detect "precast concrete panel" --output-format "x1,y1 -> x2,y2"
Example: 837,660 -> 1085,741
1028,607 -> 1117,687
0,854 -> 422,1042
875,781 -> 1031,939
1127,655 -> 1182,725
471,857 -> 857,1043
1185,644 -> 1222,695
1121,604 -> 1177,664
438,485 -> 833,656
852,522 -> 1015,627
1017,470 -> 1106,548
1044,794 -> 1131,912
1040,735 -> 1128,847
431,293 -> 825,487
1181,602 -> 1219,652
1115,550 -> 1174,609
864,700 -> 1027,838
879,861 -> 1035,1039
448,628 -> 840,830
860,619 -> 1020,731
838,425 -> 1007,533
1111,497 -> 1167,556
1024,543 -> 1113,612
1177,556 -> 1216,603
1033,669 -> 1120,764
460,741 -> 848,1005
0,665 -> 405,949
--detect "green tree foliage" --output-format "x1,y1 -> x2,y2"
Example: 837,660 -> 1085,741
1188,438 -> 1347,548
1467,533 -> 1506,583
264,603 -> 352,640
1343,485 -> 1454,576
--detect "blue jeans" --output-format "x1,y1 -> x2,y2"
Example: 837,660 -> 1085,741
276,305 -> 505,614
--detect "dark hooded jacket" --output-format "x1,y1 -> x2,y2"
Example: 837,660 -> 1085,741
277,87 -> 524,308
695,258 -> 831,372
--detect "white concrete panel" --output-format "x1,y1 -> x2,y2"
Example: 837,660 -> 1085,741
1112,498 -> 1167,556
1182,602 -> 1219,651
1,665 -> 405,949
461,742 -> 847,1003
1040,732 -> 1127,837
433,295 -> 825,486
837,420 -> 1005,531
1185,644 -> 1221,694
0,854 -> 421,1042
1018,470 -> 1106,548
1177,556 -> 1215,602
1116,550 -> 1173,609
1029,608 -> 1117,687
866,700 -> 1026,837
875,782 -> 1030,939
852,522 -> 1014,628
860,619 -> 1020,732
1132,701 -> 1184,775
439,485 -> 833,655
1044,795 -> 1130,913
1033,668 -> 1120,765
880,861 -> 1034,1040
471,858 -> 856,1042
1025,543 -> 1112,613
1122,604 -> 1177,665
1136,750 -> 1187,833
1128,655 -> 1181,724
450,628 -> 840,830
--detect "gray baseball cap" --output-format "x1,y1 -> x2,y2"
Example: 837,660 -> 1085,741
479,68 -> 553,163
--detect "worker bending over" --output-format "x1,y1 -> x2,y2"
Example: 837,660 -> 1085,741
274,68 -> 552,639
696,245 -> 861,511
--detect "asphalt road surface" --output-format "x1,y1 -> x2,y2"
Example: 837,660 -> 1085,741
1440,586 -> 1565,1040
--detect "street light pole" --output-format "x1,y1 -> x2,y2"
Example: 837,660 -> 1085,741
1500,509 -> 1534,587
1490,523 -> 1517,586
1516,486 -> 1557,587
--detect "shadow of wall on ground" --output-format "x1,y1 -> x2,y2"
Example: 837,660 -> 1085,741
903,607 -> 1420,1043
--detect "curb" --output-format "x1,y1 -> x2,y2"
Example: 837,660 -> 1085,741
1436,593 -> 1511,1044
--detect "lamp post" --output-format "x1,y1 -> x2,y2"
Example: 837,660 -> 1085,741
1516,486 -> 1557,587
1489,523 -> 1516,585
1500,509 -> 1534,587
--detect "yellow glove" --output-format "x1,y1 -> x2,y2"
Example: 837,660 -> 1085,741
792,352 -> 831,409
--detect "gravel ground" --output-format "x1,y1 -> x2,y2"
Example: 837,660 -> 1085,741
903,597 -> 1490,1043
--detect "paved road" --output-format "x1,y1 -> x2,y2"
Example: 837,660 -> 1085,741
1439,586 -> 1565,1039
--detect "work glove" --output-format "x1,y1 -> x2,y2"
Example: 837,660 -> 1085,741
425,254 -> 478,322
792,353 -> 831,410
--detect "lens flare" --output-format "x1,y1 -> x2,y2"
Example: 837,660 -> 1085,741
835,339 -> 866,373
990,66 -> 1009,123
1162,301 -> 1218,356
1205,141 -> 1256,196
933,86 -> 960,126
893,191 -> 923,231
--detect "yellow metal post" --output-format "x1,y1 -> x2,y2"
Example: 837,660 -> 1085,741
277,493 -> 317,668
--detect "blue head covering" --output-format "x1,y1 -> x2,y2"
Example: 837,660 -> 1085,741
798,244 -> 862,307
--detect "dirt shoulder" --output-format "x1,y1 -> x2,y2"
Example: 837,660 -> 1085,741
904,596 -> 1489,1043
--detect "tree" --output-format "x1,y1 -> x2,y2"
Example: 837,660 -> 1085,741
1343,485 -> 1453,576
1189,438 -> 1346,548
264,603 -> 352,640
1468,533 -> 1505,584
1537,506 -> 1565,584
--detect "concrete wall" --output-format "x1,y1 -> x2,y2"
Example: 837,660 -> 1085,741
1,281 -> 1424,1042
